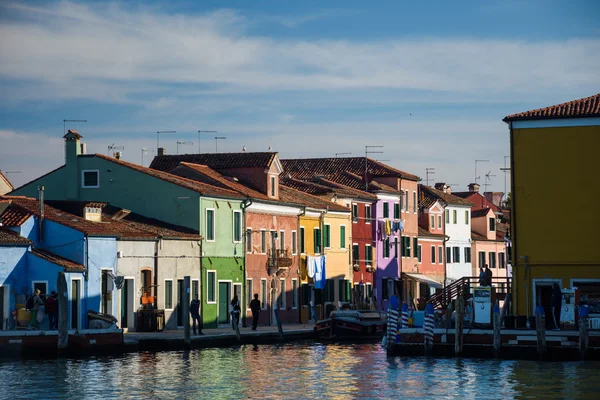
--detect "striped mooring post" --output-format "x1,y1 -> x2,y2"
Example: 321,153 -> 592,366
401,303 -> 409,328
424,303 -> 435,354
387,308 -> 399,342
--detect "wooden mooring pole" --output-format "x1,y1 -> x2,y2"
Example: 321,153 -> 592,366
455,295 -> 464,356
535,305 -> 546,360
183,276 -> 191,346
493,300 -> 501,357
579,305 -> 589,360
57,272 -> 68,351
424,303 -> 434,355
274,307 -> 284,341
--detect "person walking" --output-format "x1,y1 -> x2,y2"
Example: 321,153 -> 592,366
551,283 -> 562,330
478,267 -> 486,286
28,289 -> 45,330
484,265 -> 493,287
249,293 -> 261,331
230,294 -> 241,330
46,291 -> 58,330
190,294 -> 203,335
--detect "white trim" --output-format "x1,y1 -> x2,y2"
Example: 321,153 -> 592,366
438,246 -> 443,265
417,244 -> 422,264
206,271 -> 217,304
413,191 -> 417,214
532,278 -> 562,316
314,226 -> 322,255
291,230 -> 297,255
511,117 -> 600,129
205,208 -> 216,242
305,209 -> 323,218
217,279 -> 234,326
326,211 -> 351,216
32,280 -> 49,295
260,278 -> 268,310
246,227 -> 253,253
365,244 -> 372,266
232,210 -> 242,243
246,202 -> 302,215
272,156 -> 284,175
291,278 -> 298,309
233,282 -> 242,309
365,204 -> 372,224
260,229 -> 267,254
81,169 -> 100,188
69,277 -> 83,330
376,193 -> 401,201
352,203 -> 359,224
430,245 -> 436,264
164,279 -> 174,311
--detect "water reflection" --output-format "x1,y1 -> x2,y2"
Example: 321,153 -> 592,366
1,343 -> 599,399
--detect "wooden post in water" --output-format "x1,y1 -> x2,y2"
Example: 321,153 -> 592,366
579,305 -> 589,360
274,307 -> 284,341
493,300 -> 501,357
183,276 -> 191,346
535,305 -> 546,360
455,295 -> 464,356
424,303 -> 434,355
57,272 -> 68,350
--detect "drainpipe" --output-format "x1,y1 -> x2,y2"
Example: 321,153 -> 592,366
508,121 -> 517,316
241,197 -> 253,327
154,240 -> 159,309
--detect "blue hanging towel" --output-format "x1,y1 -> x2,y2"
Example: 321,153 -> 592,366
314,256 -> 327,289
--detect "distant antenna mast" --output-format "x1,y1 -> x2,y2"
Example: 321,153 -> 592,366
108,143 -> 124,155
198,130 -> 217,153
500,155 -> 510,202
484,171 -> 496,193
63,119 -> 87,136
177,140 -> 194,155
426,168 -> 435,186
365,146 -> 384,190
475,159 -> 489,183
335,152 -> 352,158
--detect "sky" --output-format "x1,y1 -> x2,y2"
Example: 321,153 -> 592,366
0,0 -> 599,192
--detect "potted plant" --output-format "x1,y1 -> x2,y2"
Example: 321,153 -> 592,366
353,264 -> 360,272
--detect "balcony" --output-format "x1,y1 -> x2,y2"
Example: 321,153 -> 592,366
268,249 -> 293,275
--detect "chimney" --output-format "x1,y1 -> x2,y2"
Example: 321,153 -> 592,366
445,185 -> 452,194
484,192 -> 504,207
80,143 -> 87,155
113,151 -> 122,160
468,183 -> 480,193
157,147 -> 167,156
63,129 -> 82,199
434,182 -> 451,194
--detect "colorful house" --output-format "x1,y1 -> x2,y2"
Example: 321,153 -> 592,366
503,93 -> 600,317
470,208 -> 509,289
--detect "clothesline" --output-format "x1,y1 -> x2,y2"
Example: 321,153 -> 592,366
352,216 -> 407,222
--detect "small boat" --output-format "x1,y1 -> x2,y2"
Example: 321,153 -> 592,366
315,310 -> 387,340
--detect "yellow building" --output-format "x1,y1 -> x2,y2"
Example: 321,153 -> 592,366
504,93 -> 600,317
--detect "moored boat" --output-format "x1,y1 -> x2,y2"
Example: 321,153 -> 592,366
315,310 -> 387,340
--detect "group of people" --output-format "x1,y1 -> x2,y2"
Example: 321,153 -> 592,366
26,289 -> 58,330
188,293 -> 263,334
478,265 -> 493,287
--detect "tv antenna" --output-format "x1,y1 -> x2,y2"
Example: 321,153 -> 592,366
500,155 -> 510,202
475,159 -> 489,183
141,148 -> 154,166
108,143 -> 124,155
426,168 -> 435,186
365,146 -> 384,190
335,152 -> 352,158
157,130 -> 176,153
215,136 -> 226,153
63,119 -> 87,136
484,171 -> 496,193
198,130 -> 217,153
176,140 -> 194,155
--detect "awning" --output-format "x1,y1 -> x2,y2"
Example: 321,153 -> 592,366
403,273 -> 443,289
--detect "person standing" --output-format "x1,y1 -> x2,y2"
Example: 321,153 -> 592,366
484,265 -> 493,287
230,294 -> 241,330
46,291 -> 58,330
28,289 -> 45,330
249,293 -> 261,331
551,283 -> 562,330
478,267 -> 486,286
190,294 -> 203,335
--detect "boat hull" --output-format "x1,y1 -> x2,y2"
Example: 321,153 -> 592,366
315,317 -> 386,340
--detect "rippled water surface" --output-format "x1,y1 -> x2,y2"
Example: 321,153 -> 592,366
1,342 -> 599,399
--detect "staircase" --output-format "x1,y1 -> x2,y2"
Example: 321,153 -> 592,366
427,276 -> 511,310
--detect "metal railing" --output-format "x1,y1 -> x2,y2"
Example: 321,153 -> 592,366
427,276 -> 512,310
268,249 -> 293,269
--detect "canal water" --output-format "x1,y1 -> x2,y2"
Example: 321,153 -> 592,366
1,342 -> 598,399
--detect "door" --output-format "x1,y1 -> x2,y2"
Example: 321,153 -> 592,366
71,280 -> 81,330
0,286 -> 4,330
121,279 -> 135,329
177,279 -> 184,327
218,282 -> 231,325
535,283 -> 555,329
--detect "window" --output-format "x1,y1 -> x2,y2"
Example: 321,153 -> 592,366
453,246 -> 461,263
499,252 -> 506,269
260,230 -> 267,253
260,279 -> 267,310
207,271 -> 216,303
82,170 -> 99,188
365,205 -> 372,223
489,217 -> 496,232
206,209 -> 215,241
323,225 -> 331,249
365,245 -> 372,264
405,191 -> 409,211
192,280 -> 199,300
352,204 -> 359,222
431,246 -> 436,263
300,227 -> 305,254
394,203 -> 400,219
413,238 -> 418,259
279,230 -> 285,251
278,279 -> 286,309
430,215 -> 435,229
445,209 -> 450,224
165,280 -> 173,309
270,176 -> 276,197
465,210 -> 469,225
270,230 -> 277,252
314,228 -> 322,253
233,211 -> 242,242
384,237 -> 390,258
340,226 -> 346,249
366,283 -> 373,299
489,252 -> 497,269
417,244 -> 422,263
292,279 -> 298,308
478,251 -> 486,268
438,215 -> 442,229
292,231 -> 297,255
246,228 -> 252,253
246,279 -> 253,309
413,192 -> 417,213
453,210 -> 457,224
446,247 -> 452,264
32,281 -> 48,295
352,244 -> 359,264
438,246 -> 443,264
383,202 -> 389,218
400,192 -> 404,211
402,237 -> 411,257
465,247 -> 472,263
394,237 -> 398,258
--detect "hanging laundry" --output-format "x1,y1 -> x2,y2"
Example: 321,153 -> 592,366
385,219 -> 391,236
314,256 -> 327,290
307,255 -> 316,278
399,219 -> 404,232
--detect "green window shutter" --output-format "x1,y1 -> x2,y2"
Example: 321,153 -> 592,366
394,237 -> 398,258
346,281 -> 351,302
413,238 -> 418,258
300,227 -> 305,253
338,279 -> 344,302
384,238 -> 390,258
383,202 -> 389,218
394,203 -> 400,219
314,229 -> 321,253
340,226 -> 346,249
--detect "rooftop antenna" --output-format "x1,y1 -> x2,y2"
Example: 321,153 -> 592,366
335,152 -> 352,158
176,140 -> 194,155
484,171 -> 496,193
375,159 -> 390,162
215,136 -> 226,153
198,130 -> 217,153
500,155 -> 510,203
141,148 -> 153,166
426,168 -> 435,186
475,159 -> 489,183
365,146 -> 384,190
157,130 -> 176,153
108,143 -> 124,156
63,119 -> 87,136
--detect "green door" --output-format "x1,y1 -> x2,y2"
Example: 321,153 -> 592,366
218,282 -> 230,325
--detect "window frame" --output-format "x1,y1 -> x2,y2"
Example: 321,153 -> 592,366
246,278 -> 253,309
438,246 -> 443,265
365,244 -> 372,265
394,203 -> 400,219
465,210 -> 469,225
339,225 -> 346,249
453,209 -> 457,224
413,191 -> 417,213
291,230 -> 297,255
232,210 -> 242,243
453,246 -> 461,263
489,252 -> 497,269
465,247 -> 472,263
323,224 -> 331,249
260,229 -> 267,254
383,237 -> 390,259
278,278 -> 286,309
478,251 -> 486,269
206,208 -> 216,242
438,215 -> 442,229
446,247 -> 452,264
365,205 -> 372,223
192,279 -> 200,300
246,228 -> 253,253
394,237 -> 398,259
431,245 -> 436,264
279,230 -> 285,251
206,271 -> 216,304
499,252 -> 506,269
352,204 -> 359,223
430,214 -> 435,229
32,280 -> 48,296
81,169 -> 100,189
445,209 -> 450,224
270,176 -> 276,197
417,244 -> 422,263
352,243 -> 360,265
383,202 -> 389,218
164,279 -> 174,310
405,191 -> 409,211
489,217 -> 496,232
260,278 -> 267,310
299,226 -> 305,254
291,279 -> 298,309
314,227 -> 322,254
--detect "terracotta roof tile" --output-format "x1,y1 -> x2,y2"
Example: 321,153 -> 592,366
150,152 -> 277,172
281,157 -> 420,181
471,231 -> 504,243
0,201 -> 32,226
310,177 -> 378,200
63,129 -> 82,139
0,228 -> 31,245
503,93 -> 600,122
417,227 -> 446,239
279,186 -> 350,213
471,208 -> 493,218
419,185 -> 474,207
31,248 -> 85,271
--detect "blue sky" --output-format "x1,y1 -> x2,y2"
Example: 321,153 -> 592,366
1,0 -> 599,191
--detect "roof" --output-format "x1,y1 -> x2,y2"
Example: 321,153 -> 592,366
452,191 -> 500,212
281,157 -> 420,182
91,154 -> 244,200
418,190 -> 440,210
281,177 -> 377,201
320,171 -> 399,194
31,248 -> 85,271
0,200 -> 32,226
471,208 -> 493,218
150,152 -> 278,172
0,228 -> 31,246
8,165 -> 65,194
63,129 -> 82,139
279,186 -> 350,213
311,177 -> 378,201
419,185 -> 474,207
471,231 -> 504,243
503,93 -> 600,122
417,227 -> 446,240
0,171 -> 14,191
